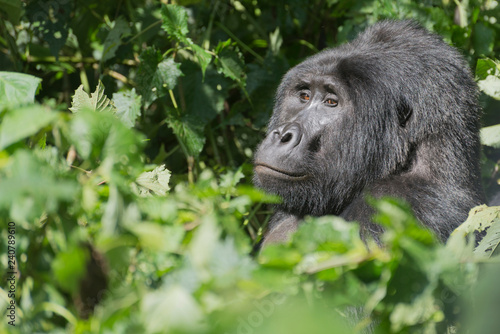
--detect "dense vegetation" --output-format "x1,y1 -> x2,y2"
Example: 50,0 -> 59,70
0,0 -> 500,333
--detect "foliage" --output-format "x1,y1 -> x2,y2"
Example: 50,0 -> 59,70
0,0 -> 500,333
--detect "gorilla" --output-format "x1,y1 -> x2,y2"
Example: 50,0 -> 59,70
253,20 -> 485,246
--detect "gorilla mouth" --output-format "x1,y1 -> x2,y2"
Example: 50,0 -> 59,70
255,163 -> 309,180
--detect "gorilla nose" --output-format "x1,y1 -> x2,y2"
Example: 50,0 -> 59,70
274,123 -> 302,147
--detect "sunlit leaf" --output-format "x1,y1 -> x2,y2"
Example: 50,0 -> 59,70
0,72 -> 41,109
478,75 -> 500,100
481,124 -> 500,148
142,285 -> 205,333
69,81 -> 116,114
113,88 -> 142,128
134,165 -> 171,196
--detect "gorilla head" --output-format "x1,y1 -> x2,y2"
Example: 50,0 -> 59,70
253,21 -> 484,244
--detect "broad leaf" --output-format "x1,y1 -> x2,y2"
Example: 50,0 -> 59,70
474,222 -> 500,258
137,48 -> 183,108
475,58 -> 500,81
52,246 -> 89,293
0,0 -> 22,24
68,109 -> 145,180
0,150 -> 77,221
191,44 -> 212,78
69,81 -> 116,113
0,105 -> 58,150
113,89 -> 142,128
214,40 -> 247,88
161,4 -> 189,42
478,75 -> 500,100
160,4 -> 212,76
179,62 -> 229,123
481,124 -> 500,148
25,0 -> 72,58
472,22 -> 495,56
166,114 -> 205,158
457,205 -> 500,258
134,165 -> 171,196
102,17 -> 132,64
0,72 -> 41,109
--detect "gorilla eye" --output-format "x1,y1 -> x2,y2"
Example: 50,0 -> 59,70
325,98 -> 338,107
299,92 -> 310,102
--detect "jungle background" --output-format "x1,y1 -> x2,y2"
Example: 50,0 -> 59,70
1,0 -> 500,333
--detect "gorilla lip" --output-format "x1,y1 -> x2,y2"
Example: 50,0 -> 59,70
254,163 -> 309,180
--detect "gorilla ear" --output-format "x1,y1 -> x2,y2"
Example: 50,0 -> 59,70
397,97 -> 413,127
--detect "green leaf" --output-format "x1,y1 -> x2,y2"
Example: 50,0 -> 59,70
472,22 -> 495,56
0,150 -> 77,221
53,246 -> 89,293
191,44 -> 212,78
113,88 -> 142,128
0,72 -> 42,109
161,4 -> 189,42
478,75 -> 500,100
390,288 -> 441,331
179,62 -> 229,123
259,245 -> 302,268
68,109 -> 144,180
102,17 -> 132,64
134,165 -> 171,196
141,285 -> 204,333
236,185 -> 281,204
157,58 -> 183,91
127,223 -> 184,252
474,222 -> 500,258
475,58 -> 500,81
137,48 -> 183,108
214,40 -> 247,88
481,124 -> 500,148
69,81 -> 116,113
0,105 -> 58,150
166,114 -> 205,157
160,4 -> 212,76
476,58 -> 500,99
219,168 -> 245,193
25,0 -> 72,58
453,205 -> 500,258
0,0 -> 22,24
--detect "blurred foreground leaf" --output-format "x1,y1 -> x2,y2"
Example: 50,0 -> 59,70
0,105 -> 58,150
0,72 -> 41,109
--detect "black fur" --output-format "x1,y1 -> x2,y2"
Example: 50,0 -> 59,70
253,20 -> 484,245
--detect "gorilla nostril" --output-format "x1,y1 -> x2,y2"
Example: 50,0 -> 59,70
278,123 -> 302,147
281,132 -> 293,143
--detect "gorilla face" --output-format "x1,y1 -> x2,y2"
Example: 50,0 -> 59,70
255,74 -> 346,179
253,68 -> 369,217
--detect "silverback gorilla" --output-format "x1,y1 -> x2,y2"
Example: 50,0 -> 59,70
253,20 -> 485,246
